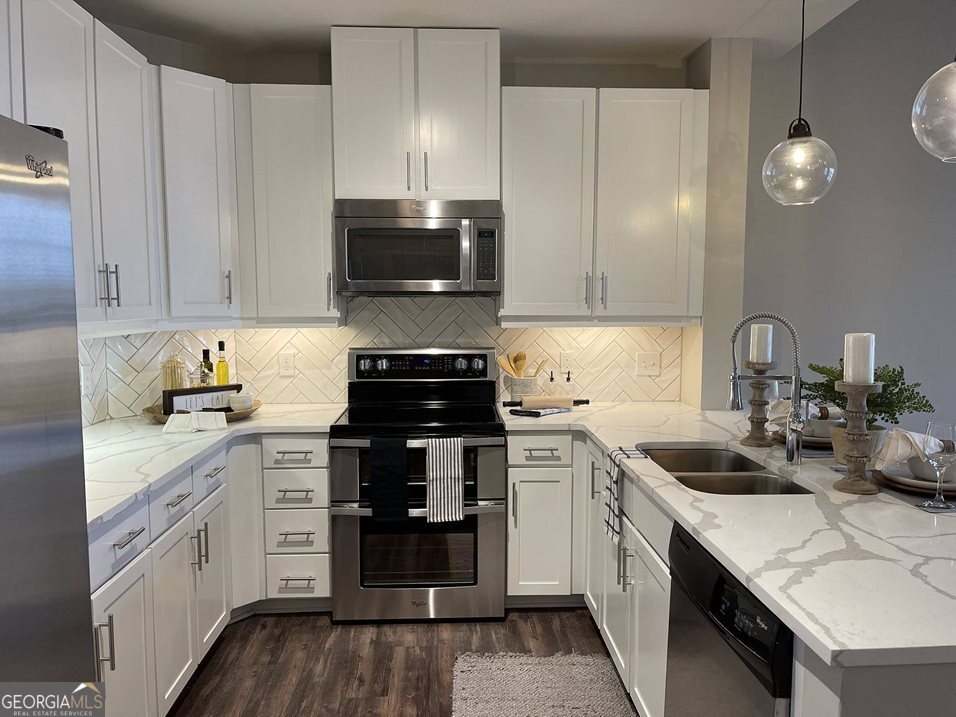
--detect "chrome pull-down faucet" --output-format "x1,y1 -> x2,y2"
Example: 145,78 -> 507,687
729,313 -> 805,465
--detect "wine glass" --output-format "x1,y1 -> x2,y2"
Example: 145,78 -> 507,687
919,422 -> 956,510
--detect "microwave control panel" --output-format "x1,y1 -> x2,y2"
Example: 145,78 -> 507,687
475,229 -> 498,281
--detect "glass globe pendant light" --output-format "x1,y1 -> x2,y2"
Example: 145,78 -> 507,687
912,53 -> 956,162
762,0 -> 838,205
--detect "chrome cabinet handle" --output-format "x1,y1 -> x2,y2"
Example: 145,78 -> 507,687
600,272 -> 608,308
590,460 -> 601,498
616,541 -> 624,586
623,548 -> 637,592
511,483 -> 518,529
203,521 -> 210,565
277,487 -> 315,495
190,530 -> 204,571
112,526 -> 145,550
406,151 -> 411,191
204,465 -> 226,480
278,530 -> 315,539
523,446 -> 561,462
166,491 -> 192,508
327,272 -> 333,311
276,449 -> 313,456
584,271 -> 591,308
109,264 -> 121,307
280,575 -> 315,585
225,270 -> 233,306
93,614 -> 115,680
98,264 -> 113,307
424,151 -> 429,191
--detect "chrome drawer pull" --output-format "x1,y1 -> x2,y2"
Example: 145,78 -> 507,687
166,491 -> 192,508
93,614 -> 115,680
278,530 -> 316,539
112,526 -> 145,550
204,465 -> 226,479
280,575 -> 315,584
276,449 -> 313,455
277,487 -> 315,495
524,446 -> 559,454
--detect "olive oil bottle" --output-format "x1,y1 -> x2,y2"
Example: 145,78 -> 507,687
215,340 -> 230,385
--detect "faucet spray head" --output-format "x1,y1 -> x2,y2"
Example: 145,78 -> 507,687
728,373 -> 744,411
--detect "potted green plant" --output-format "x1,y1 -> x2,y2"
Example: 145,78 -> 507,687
803,360 -> 935,465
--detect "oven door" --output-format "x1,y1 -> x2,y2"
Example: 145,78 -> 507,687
335,217 -> 471,294
330,503 -> 506,621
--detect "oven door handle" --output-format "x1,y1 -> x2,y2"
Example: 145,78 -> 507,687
329,437 -> 505,449
331,500 -> 506,517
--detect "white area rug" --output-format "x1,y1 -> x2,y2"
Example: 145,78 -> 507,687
452,652 -> 636,716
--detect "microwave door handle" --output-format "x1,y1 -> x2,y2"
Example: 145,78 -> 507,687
462,218 -> 473,292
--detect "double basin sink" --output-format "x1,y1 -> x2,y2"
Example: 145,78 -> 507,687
639,446 -> 812,496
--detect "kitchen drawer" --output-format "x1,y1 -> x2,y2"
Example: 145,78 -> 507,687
263,469 -> 329,509
149,470 -> 195,539
88,501 -> 151,591
264,509 -> 329,554
266,554 -> 330,598
262,434 -> 329,469
192,446 -> 228,501
621,475 -> 673,566
508,432 -> 573,467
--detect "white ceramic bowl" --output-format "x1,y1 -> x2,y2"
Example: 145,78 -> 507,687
229,393 -> 255,411
907,457 -> 956,483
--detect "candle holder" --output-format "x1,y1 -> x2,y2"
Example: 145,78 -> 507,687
832,380 -> 883,495
740,361 -> 777,447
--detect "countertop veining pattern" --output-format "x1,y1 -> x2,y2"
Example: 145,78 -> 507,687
84,401 -> 956,668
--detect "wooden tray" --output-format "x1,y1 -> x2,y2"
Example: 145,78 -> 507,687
142,400 -> 262,425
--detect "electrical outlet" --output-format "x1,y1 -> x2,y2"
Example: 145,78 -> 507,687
635,351 -> 661,377
278,351 -> 295,377
559,351 -> 574,374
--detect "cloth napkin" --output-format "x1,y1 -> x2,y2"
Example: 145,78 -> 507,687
874,428 -> 942,471
604,447 -> 647,542
162,411 -> 227,434
426,436 -> 464,523
768,399 -> 844,427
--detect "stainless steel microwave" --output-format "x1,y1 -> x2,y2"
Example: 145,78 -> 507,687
334,199 -> 502,295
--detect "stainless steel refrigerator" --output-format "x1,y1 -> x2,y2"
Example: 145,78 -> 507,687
0,115 -> 94,679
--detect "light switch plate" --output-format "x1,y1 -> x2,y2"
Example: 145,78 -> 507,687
278,351 -> 295,377
635,352 -> 661,377
559,351 -> 574,374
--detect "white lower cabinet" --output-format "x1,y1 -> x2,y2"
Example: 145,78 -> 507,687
151,512 -> 199,715
629,530 -> 671,717
193,485 -> 231,659
602,517 -> 633,677
91,549 -> 157,717
507,467 -> 572,595
584,446 -> 606,619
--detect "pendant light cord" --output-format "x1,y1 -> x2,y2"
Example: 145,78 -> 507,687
798,0 -> 806,121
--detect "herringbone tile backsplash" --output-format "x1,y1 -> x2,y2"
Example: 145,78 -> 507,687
79,297 -> 682,426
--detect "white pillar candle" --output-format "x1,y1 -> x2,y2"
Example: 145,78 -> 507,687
749,324 -> 773,363
844,333 -> 876,384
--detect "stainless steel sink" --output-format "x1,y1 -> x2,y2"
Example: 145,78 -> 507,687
672,472 -> 812,496
643,448 -> 765,474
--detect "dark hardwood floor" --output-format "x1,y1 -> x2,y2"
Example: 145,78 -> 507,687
170,609 -> 607,717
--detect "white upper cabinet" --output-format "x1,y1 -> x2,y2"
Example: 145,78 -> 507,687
161,65 -> 239,318
595,89 -> 702,317
501,87 -> 596,316
331,27 -> 416,199
94,21 -> 162,322
331,26 -> 500,200
416,29 -> 499,199
22,0 -> 102,323
251,84 -> 337,318
0,0 -> 23,121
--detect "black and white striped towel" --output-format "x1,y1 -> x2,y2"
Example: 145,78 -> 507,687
604,447 -> 647,542
426,436 -> 464,523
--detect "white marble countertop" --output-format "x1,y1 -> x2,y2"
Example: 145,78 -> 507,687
503,402 -> 956,669
83,401 -> 956,669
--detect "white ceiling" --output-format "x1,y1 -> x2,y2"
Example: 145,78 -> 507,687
77,0 -> 861,65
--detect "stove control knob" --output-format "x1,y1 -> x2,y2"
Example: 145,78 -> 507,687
471,357 -> 486,372
375,358 -> 390,372
358,358 -> 373,372
454,357 -> 469,372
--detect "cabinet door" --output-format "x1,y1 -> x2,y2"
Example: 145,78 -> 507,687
193,485 -> 231,659
250,84 -> 336,318
629,533 -> 670,717
602,517 -> 632,679
22,0 -> 103,322
331,27 -> 416,199
507,468 -> 572,596
161,65 -> 239,318
91,549 -> 157,717
501,87 -> 595,316
416,29 -> 499,200
584,452 -> 605,620
0,0 -> 23,121
151,512 -> 198,715
595,89 -> 695,317
94,22 -> 161,322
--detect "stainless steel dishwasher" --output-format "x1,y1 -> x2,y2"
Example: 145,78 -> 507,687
664,524 -> 793,717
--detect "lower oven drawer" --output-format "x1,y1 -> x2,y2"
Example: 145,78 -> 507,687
266,554 -> 330,598
264,509 -> 329,554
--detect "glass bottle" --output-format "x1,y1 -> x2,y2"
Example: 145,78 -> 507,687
161,351 -> 186,390
216,340 -> 230,385
202,348 -> 214,375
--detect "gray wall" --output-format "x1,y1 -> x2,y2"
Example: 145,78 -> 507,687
744,0 -> 956,428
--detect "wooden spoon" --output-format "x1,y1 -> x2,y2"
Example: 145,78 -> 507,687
533,358 -> 550,377
512,351 -> 527,378
497,355 -> 516,378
